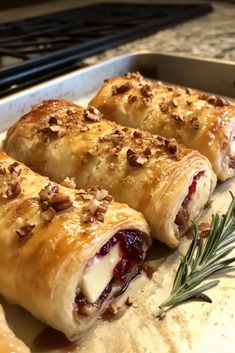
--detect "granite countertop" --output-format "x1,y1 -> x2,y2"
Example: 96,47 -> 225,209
83,2 -> 235,65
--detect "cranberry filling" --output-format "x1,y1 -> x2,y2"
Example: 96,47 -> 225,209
175,171 -> 205,228
183,171 -> 205,204
75,229 -> 145,314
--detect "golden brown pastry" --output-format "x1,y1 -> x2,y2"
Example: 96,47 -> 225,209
0,305 -> 30,353
4,100 -> 216,248
89,72 -> 235,181
0,152 -> 150,341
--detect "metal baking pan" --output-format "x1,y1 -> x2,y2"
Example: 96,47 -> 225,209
1,52 -> 235,353
0,51 -> 235,133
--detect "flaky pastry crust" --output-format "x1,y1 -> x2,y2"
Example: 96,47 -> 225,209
4,100 -> 216,248
90,73 -> 235,180
0,152 -> 150,340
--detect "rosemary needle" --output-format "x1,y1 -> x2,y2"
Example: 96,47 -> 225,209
156,192 -> 235,319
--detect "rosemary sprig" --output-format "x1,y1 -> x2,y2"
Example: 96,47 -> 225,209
156,192 -> 235,319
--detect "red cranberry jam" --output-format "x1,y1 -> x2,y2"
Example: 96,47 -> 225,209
184,171 -> 205,204
75,229 -> 146,313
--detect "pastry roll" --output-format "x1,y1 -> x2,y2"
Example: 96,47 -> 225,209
89,72 -> 235,181
0,305 -> 30,353
3,100 -> 216,248
0,152 -> 150,341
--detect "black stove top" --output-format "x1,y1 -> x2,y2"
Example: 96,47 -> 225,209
0,2 -> 212,97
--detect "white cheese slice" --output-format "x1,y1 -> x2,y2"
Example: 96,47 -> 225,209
187,175 -> 210,220
81,243 -> 121,304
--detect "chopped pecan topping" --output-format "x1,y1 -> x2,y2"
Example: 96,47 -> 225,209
133,130 -> 142,139
42,124 -> 66,138
48,116 -> 58,125
16,217 -> 35,239
126,148 -> 148,167
0,163 -> 6,175
39,183 -> 72,216
76,191 -> 94,201
112,82 -> 133,95
143,147 -> 151,156
189,117 -> 200,130
8,162 -> 21,177
89,199 -> 101,215
167,86 -> 174,92
61,177 -> 76,189
39,184 -> 59,201
166,140 -> 180,158
171,113 -> 184,123
213,96 -> 229,107
49,193 -> 73,211
6,182 -> 21,198
207,95 -> 228,107
143,262 -> 155,279
41,207 -> 56,222
95,189 -> 109,201
185,88 -> 192,94
84,106 -> 103,122
128,95 -> 137,103
125,72 -> 142,80
112,129 -> 125,140
207,95 -> 217,104
81,211 -> 95,224
67,108 -> 76,115
159,102 -> 168,113
81,190 -> 111,224
140,84 -> 153,99
80,125 -> 89,132
198,222 -> 211,238
198,93 -> 209,100
152,135 -> 167,147
172,98 -> 178,107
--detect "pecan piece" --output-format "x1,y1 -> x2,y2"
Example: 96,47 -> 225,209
172,98 -> 178,107
8,162 -> 21,177
215,96 -> 229,107
185,88 -> 192,94
61,177 -> 76,189
128,95 -> 137,103
16,217 -> 35,239
6,182 -> 21,198
49,193 -> 73,211
140,84 -> 153,99
112,82 -> 133,95
199,93 -> 209,100
166,140 -> 180,158
84,106 -> 103,122
133,130 -> 142,139
126,148 -> 148,167
48,116 -> 58,125
189,117 -> 200,130
41,207 -> 56,222
0,164 -> 6,175
198,222 -> 211,238
159,102 -> 168,113
80,125 -> 89,132
125,71 -> 142,80
171,113 -> 184,123
95,189 -> 109,201
143,147 -> 151,156
76,191 -> 94,201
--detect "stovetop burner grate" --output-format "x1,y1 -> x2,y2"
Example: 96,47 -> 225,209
0,2 -> 212,97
